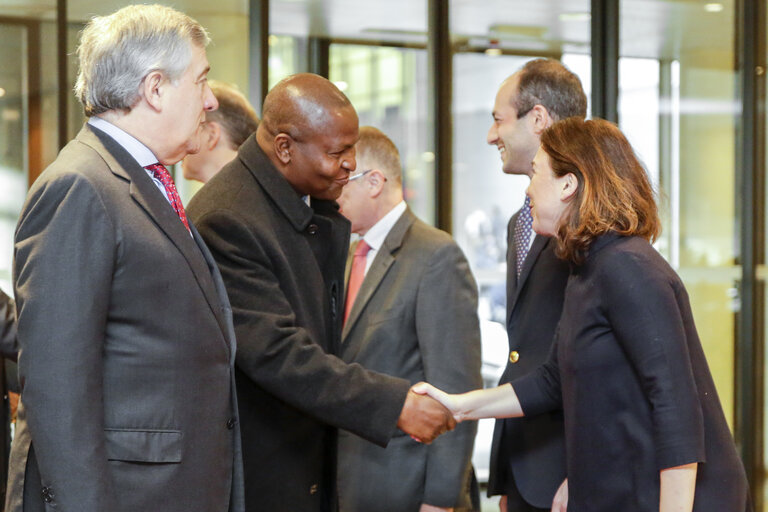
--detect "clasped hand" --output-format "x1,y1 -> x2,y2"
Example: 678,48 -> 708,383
396,383 -> 458,444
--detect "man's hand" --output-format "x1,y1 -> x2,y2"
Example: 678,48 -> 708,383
551,478 -> 568,512
397,385 -> 456,444
419,504 -> 453,512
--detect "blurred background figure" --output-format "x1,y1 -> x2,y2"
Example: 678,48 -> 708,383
182,80 -> 259,183
336,126 -> 482,512
0,288 -> 18,509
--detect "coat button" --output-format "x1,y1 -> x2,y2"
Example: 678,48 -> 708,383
41,486 -> 54,503
226,418 -> 236,430
309,484 -> 318,495
307,224 -> 319,235
509,351 -> 520,364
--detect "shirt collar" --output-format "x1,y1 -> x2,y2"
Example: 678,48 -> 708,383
88,116 -> 159,167
362,201 -> 407,251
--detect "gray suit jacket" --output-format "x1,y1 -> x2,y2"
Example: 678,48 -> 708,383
337,208 -> 482,512
6,124 -> 244,512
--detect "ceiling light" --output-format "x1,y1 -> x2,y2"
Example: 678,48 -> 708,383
334,81 -> 348,92
0,88 -> 5,98
485,48 -> 503,56
559,12 -> 591,22
422,152 -> 435,163
704,3 -> 724,12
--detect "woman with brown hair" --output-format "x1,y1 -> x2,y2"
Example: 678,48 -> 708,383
416,118 -> 750,511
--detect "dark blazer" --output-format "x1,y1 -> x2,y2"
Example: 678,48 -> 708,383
337,208 -> 482,512
514,233 -> 750,511
6,125 -> 244,512
487,211 -> 569,507
0,289 -> 18,509
187,136 -> 412,512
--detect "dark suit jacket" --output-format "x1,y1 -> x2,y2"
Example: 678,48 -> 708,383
187,136 -> 412,512
337,208 -> 482,512
487,211 -> 569,507
6,124 -> 244,512
514,233 -> 750,511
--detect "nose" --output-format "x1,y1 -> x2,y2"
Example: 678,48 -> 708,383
203,83 -> 218,111
341,148 -> 356,171
487,123 -> 498,145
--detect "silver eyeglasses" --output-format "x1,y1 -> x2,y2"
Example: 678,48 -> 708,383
348,169 -> 387,182
348,169 -> 374,181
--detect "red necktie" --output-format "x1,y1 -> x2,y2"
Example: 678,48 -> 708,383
344,240 -> 371,325
145,163 -> 190,232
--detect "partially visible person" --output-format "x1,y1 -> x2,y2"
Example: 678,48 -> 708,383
416,118 -> 751,512
6,5 -> 244,512
187,73 -> 455,512
335,126 -> 482,512
182,80 -> 259,183
486,58 -> 586,512
0,288 -> 18,508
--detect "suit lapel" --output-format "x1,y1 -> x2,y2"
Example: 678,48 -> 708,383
341,209 -> 415,342
82,125 -> 231,344
507,234 -> 549,322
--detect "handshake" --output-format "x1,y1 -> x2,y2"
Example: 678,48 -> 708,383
396,382 -> 460,444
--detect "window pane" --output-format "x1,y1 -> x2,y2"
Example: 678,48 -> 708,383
0,24 -> 28,291
329,44 -> 433,223
619,0 -> 737,436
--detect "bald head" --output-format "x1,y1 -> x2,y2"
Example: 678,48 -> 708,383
259,73 -> 354,142
257,73 -> 359,200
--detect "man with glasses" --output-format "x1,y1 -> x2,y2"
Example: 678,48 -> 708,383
336,126 -> 482,512
485,59 -> 586,512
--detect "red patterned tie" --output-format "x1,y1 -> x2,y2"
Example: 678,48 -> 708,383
144,163 -> 190,232
344,240 -> 371,325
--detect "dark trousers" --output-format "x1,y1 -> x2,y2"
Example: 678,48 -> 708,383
504,482 -> 549,512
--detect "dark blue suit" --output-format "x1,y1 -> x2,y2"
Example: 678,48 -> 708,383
487,211 -> 569,509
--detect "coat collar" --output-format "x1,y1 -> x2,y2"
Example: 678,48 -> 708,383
238,136 -> 343,232
341,207 -> 416,341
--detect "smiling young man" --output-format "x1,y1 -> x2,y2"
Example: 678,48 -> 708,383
187,73 -> 456,512
7,6 -> 244,512
484,59 -> 586,512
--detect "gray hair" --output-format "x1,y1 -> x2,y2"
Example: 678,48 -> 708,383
75,4 -> 210,116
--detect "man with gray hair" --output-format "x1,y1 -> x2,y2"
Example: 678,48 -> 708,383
485,58 -> 586,512
6,5 -> 244,512
182,80 -> 259,183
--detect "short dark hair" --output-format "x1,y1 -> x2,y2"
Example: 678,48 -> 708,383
541,117 -> 660,264
206,81 -> 259,148
514,59 -> 587,121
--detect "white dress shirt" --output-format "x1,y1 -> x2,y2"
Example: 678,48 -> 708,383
88,116 -> 171,203
359,200 -> 407,275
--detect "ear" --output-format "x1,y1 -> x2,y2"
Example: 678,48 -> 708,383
367,170 -> 387,198
560,173 -> 578,201
207,121 -> 222,150
530,104 -> 554,135
141,71 -> 165,112
273,133 -> 293,165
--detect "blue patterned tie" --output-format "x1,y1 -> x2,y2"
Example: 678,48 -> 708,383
513,196 -> 533,278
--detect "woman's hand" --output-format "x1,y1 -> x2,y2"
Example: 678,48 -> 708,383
412,382 -> 524,422
411,382 -> 466,421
